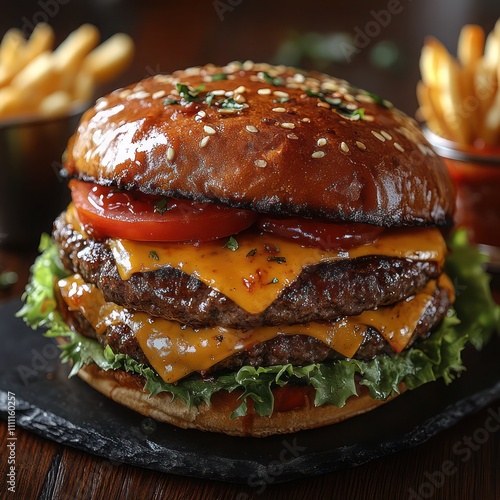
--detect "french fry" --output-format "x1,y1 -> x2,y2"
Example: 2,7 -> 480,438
417,80 -> 449,138
10,51 -> 56,95
22,23 -> 55,67
52,24 -> 100,91
72,69 -> 94,103
419,44 -> 439,88
82,33 -> 134,84
458,25 -> 484,135
0,86 -> 24,118
0,29 -> 26,87
38,90 -> 71,117
417,18 -> 500,146
0,23 -> 133,122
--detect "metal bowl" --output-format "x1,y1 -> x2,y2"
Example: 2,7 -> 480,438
0,105 -> 87,248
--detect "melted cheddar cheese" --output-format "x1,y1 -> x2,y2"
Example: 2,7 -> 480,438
66,204 -> 447,315
109,228 -> 446,314
58,274 -> 453,384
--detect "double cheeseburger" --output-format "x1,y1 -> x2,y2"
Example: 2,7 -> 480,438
20,62 -> 497,437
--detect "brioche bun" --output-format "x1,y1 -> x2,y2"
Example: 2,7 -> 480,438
78,364 -> 400,437
64,62 -> 454,227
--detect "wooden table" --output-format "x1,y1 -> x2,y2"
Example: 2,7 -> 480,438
1,247 -> 499,499
1,2 -> 500,497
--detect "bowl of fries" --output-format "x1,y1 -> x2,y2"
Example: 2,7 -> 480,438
417,20 -> 500,270
0,23 -> 134,246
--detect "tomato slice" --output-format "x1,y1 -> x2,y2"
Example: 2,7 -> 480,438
259,217 -> 384,251
69,180 -> 258,242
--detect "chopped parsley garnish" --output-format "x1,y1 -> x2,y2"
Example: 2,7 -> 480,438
149,250 -> 159,260
306,88 -> 365,119
163,98 -> 180,105
206,92 -> 216,106
262,72 -> 284,86
246,248 -> 257,257
352,108 -> 365,119
219,97 -> 244,110
154,198 -> 170,214
365,91 -> 390,108
211,73 -> 227,81
206,94 -> 244,111
176,83 -> 205,103
278,96 -> 289,103
268,277 -> 279,284
267,256 -> 286,264
224,236 -> 239,251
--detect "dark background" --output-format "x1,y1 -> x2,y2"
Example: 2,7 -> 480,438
1,0 -> 499,116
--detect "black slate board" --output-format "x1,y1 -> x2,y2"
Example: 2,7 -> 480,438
1,299 -> 500,484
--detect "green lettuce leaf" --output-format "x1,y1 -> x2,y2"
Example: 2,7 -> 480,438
17,230 -> 500,418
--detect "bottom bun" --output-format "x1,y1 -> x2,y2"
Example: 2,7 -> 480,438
78,364 -> 402,437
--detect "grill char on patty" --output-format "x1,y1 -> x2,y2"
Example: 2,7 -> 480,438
54,213 -> 452,375
53,214 -> 443,330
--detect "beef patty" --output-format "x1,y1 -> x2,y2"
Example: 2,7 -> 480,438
59,283 -> 452,372
53,214 -> 443,330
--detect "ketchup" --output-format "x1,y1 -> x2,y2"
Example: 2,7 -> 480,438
443,143 -> 500,249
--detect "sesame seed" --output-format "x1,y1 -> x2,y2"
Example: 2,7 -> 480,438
355,141 -> 367,151
234,85 -> 247,94
254,159 -> 267,168
363,115 -> 374,122
211,89 -> 226,96
118,89 -> 132,98
381,131 -> 392,140
317,101 -> 330,109
287,133 -> 298,140
294,73 -> 306,83
128,91 -> 150,100
394,142 -> 405,152
340,142 -> 350,152
246,125 -> 258,133
154,75 -> 171,84
281,122 -> 295,129
356,94 -> 375,104
312,151 -> 326,159
242,60 -> 254,71
257,88 -> 272,95
167,147 -> 175,161
225,91 -> 234,97
218,108 -> 238,114
371,130 -> 386,142
234,94 -> 246,103
200,136 -> 211,148
273,90 -> 289,98
204,125 -> 216,135
272,107 -> 287,113
417,143 -> 428,155
302,117 -> 311,123
345,103 -> 357,111
317,138 -> 327,147
95,98 -> 108,111
197,110 -> 206,118
152,90 -> 166,100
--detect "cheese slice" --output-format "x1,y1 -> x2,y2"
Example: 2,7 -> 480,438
108,228 -> 446,315
65,204 -> 446,315
58,274 -> 452,384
